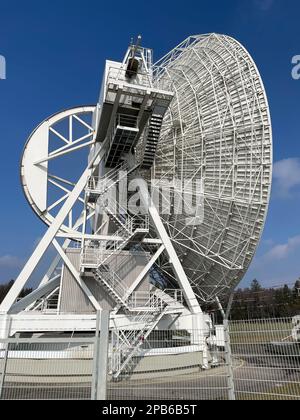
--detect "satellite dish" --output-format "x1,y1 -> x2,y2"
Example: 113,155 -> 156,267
1,34 -> 272,377
146,34 -> 272,302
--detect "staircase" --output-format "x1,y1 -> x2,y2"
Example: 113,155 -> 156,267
94,267 -> 131,311
111,296 -> 170,380
153,288 -> 185,311
86,161 -> 140,203
97,197 -> 149,266
141,114 -> 163,170
81,197 -> 149,269
105,114 -> 139,168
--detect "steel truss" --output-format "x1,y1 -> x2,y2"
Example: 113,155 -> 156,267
0,34 -> 272,377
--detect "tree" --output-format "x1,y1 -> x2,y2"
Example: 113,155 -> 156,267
293,280 -> 300,299
249,279 -> 263,318
250,279 -> 262,292
0,280 -> 14,304
0,280 -> 32,305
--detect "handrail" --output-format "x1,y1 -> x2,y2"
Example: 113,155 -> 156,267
87,161 -> 128,191
96,269 -> 128,299
106,65 -> 153,89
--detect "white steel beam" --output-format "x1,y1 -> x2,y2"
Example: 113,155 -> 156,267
38,211 -> 96,288
122,245 -> 165,302
9,276 -> 61,314
145,197 -> 202,315
0,141 -> 107,314
0,168 -> 90,314
56,232 -> 163,245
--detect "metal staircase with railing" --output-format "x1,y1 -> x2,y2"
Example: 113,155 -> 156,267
82,164 -> 150,269
110,291 -> 185,380
82,125 -> 186,381
81,210 -> 149,269
93,267 -> 131,311
111,297 -> 168,380
140,114 -> 164,170
86,161 -> 141,203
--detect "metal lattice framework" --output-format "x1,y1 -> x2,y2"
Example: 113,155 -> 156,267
0,33 -> 272,347
148,34 -> 272,302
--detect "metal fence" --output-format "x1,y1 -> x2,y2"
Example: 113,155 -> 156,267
0,338 -> 95,400
229,317 -> 300,400
107,328 -> 230,401
0,316 -> 299,400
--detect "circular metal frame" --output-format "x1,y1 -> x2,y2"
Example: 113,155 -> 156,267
20,106 -> 95,234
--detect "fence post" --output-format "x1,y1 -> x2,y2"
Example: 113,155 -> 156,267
0,315 -> 12,400
223,318 -> 236,401
216,294 -> 236,401
91,310 -> 101,400
91,310 -> 110,401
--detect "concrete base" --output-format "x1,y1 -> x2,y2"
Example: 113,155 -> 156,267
1,347 -> 207,384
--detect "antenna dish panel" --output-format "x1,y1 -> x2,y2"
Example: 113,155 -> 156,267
150,34 -> 272,301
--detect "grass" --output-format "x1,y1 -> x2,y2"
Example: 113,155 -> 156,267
229,319 -> 294,345
237,383 -> 300,400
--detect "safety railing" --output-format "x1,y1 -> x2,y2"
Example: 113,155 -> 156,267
95,269 -> 128,300
126,292 -> 170,311
152,65 -> 175,92
81,214 -> 149,268
87,161 -> 128,193
162,289 -> 184,306
106,65 -> 153,89
116,113 -> 138,128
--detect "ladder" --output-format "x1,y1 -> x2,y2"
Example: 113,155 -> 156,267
140,114 -> 164,170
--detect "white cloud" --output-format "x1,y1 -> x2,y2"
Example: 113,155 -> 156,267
241,235 -> 300,288
264,235 -> 300,261
273,158 -> 300,197
0,255 -> 23,269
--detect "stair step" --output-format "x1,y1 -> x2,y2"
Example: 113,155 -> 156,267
112,306 -> 168,379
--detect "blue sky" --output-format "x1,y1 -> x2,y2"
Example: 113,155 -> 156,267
0,0 -> 300,288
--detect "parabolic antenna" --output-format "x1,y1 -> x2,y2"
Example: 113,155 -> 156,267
0,33 -> 273,379
18,34 -> 272,303
146,34 -> 272,302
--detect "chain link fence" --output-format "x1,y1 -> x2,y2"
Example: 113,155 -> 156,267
0,316 -> 299,400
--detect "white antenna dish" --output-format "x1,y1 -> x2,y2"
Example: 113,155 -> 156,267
1,33 -> 272,378
147,34 -> 273,302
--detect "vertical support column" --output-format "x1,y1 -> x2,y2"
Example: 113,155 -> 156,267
91,311 -> 110,401
192,313 -> 209,369
0,315 -> 12,400
223,318 -> 236,401
91,311 -> 101,400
